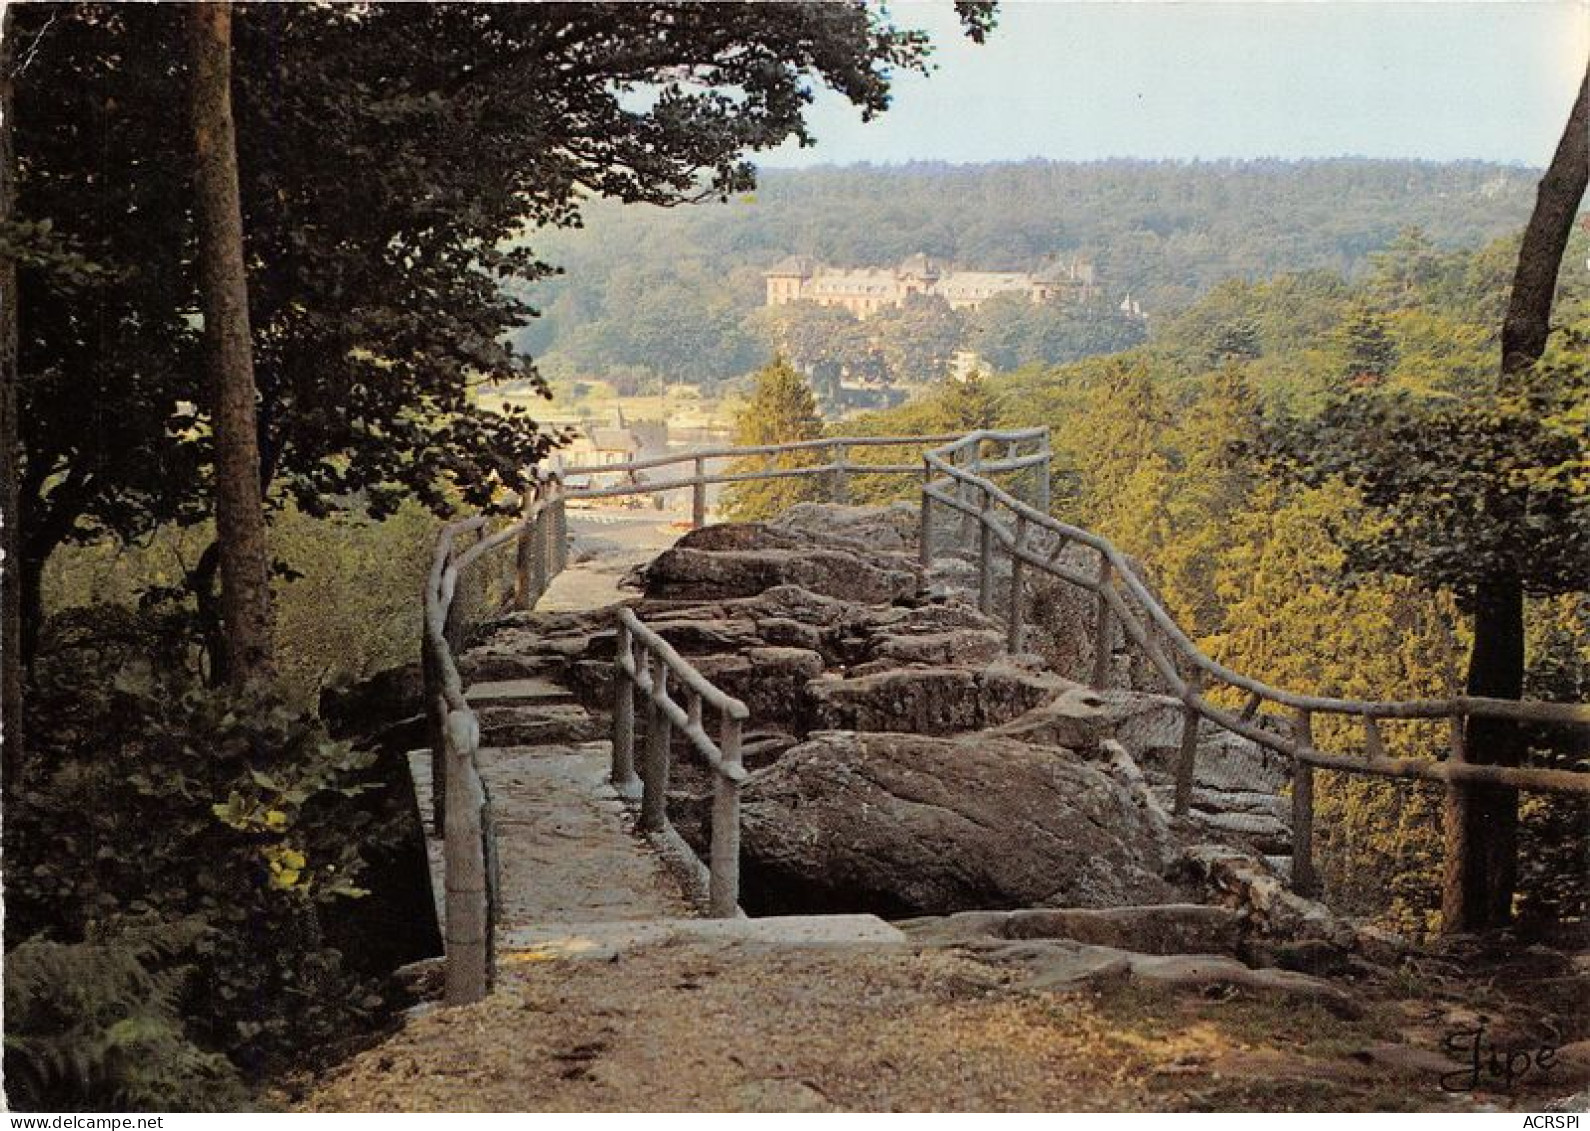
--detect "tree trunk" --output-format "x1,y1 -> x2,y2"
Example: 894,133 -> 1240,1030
1501,64 -> 1589,377
1,7 -> 23,797
188,2 -> 274,687
1445,60 -> 1588,934
190,540 -> 231,688
1449,574 -> 1526,931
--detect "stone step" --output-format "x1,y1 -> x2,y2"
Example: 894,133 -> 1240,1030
500,914 -> 908,958
477,702 -> 608,746
465,677 -> 577,709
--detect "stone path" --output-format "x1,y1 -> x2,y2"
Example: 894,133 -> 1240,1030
484,740 -> 690,934
533,510 -> 687,613
409,667 -> 690,943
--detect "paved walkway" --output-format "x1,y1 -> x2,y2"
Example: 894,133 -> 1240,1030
533,509 -> 689,613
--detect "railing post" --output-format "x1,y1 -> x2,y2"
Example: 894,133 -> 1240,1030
514,482 -> 537,610
442,548 -> 469,656
1291,707 -> 1320,897
1091,556 -> 1114,689
552,482 -> 568,573
977,482 -> 994,615
958,445 -> 976,543
641,664 -> 672,834
831,442 -> 849,505
443,708 -> 490,1006
1035,432 -> 1052,514
919,457 -> 935,568
692,456 -> 707,530
1172,670 -> 1203,817
611,618 -> 642,800
1441,715 -> 1470,932
528,505 -> 548,606
1006,514 -> 1027,652
709,713 -> 743,918
421,624 -> 447,837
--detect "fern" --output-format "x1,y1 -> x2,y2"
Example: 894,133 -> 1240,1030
4,920 -> 249,1112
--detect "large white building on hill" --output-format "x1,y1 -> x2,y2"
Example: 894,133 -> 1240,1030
764,252 -> 1100,317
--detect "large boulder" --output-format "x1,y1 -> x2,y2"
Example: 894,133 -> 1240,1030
738,730 -> 1177,917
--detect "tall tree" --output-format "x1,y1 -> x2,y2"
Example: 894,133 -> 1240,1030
1,4 -> 22,791
720,357 -> 825,521
188,2 -> 272,686
869,293 -> 967,383
1453,60 -> 1589,931
1339,306 -> 1398,388
1265,61 -> 1590,932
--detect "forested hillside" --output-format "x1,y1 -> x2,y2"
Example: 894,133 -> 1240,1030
512,159 -> 1543,384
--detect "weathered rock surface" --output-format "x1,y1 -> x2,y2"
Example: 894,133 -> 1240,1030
804,664 -> 1068,736
738,730 -> 1177,917
686,646 -> 827,722
641,523 -> 919,604
442,505 -> 1315,929
900,903 -> 1246,955
768,501 -> 920,553
1176,844 -> 1355,950
964,938 -> 1363,1016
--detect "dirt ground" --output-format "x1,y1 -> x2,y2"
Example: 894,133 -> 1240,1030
291,937 -> 1589,1113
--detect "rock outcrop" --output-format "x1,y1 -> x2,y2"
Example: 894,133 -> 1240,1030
641,522 -> 919,604
457,503 -> 1316,929
737,730 -> 1177,917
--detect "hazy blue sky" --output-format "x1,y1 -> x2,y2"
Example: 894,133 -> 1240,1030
761,1 -> 1588,168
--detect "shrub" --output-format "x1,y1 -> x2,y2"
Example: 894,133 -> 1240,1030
4,920 -> 248,1112
7,612 -> 400,1085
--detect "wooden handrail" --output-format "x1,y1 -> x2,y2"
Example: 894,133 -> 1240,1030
922,449 -> 1590,730
920,432 -> 1588,920
613,608 -> 748,918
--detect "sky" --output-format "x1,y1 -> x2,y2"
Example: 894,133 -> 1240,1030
761,1 -> 1589,168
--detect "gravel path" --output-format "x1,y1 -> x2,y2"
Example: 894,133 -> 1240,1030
297,939 -> 1556,1113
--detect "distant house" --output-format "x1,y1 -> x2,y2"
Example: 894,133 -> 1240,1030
764,252 -> 1101,316
555,408 -> 643,482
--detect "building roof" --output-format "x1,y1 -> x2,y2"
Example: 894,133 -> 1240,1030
896,252 -> 942,280
588,426 -> 641,453
1033,261 -> 1081,285
935,271 -> 1030,296
765,254 -> 819,278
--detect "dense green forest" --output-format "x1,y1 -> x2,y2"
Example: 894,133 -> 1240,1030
512,159 -> 1544,384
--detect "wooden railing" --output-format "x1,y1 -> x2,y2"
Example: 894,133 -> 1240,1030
613,608 -> 749,918
424,424 -> 1589,1002
561,432 -> 979,525
420,473 -> 567,1005
921,435 -> 1590,916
